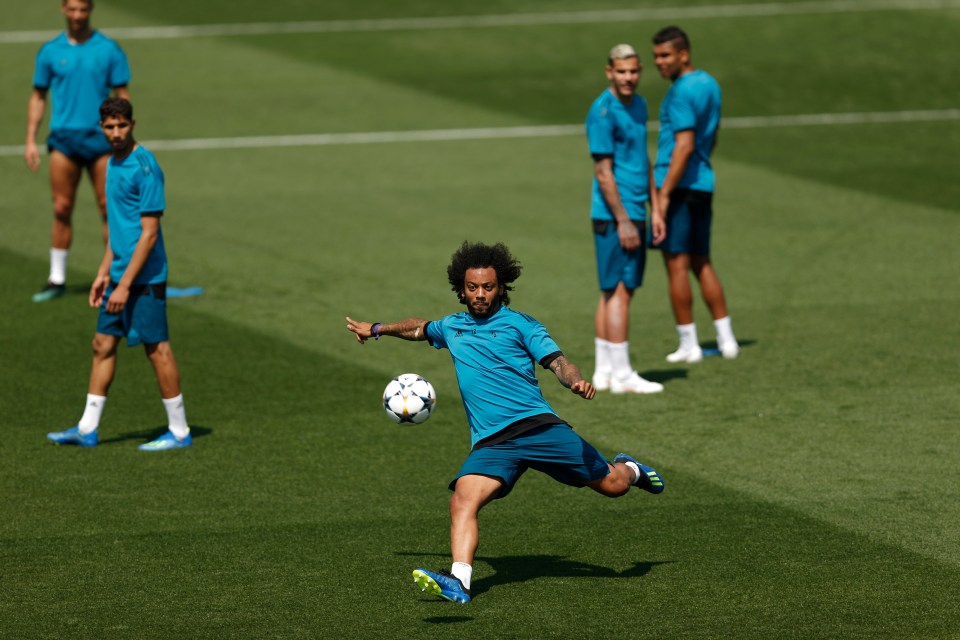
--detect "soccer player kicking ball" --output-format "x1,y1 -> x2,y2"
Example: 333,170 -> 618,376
47,98 -> 190,452
346,241 -> 664,603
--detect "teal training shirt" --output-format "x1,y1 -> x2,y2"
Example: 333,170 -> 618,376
33,31 -> 130,132
585,89 -> 651,221
655,69 -> 721,193
426,307 -> 563,447
105,145 -> 167,285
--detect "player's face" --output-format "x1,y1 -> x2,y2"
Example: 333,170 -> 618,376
100,115 -> 135,154
462,267 -> 503,318
653,41 -> 688,81
605,57 -> 641,100
61,0 -> 93,33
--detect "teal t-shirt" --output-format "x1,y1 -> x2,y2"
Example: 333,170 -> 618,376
426,307 -> 563,447
105,145 -> 167,285
33,31 -> 130,132
655,69 -> 721,193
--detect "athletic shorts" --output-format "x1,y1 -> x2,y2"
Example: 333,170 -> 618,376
47,129 -> 112,167
96,282 -> 169,347
651,188 -> 713,256
449,424 -> 611,499
593,219 -> 647,291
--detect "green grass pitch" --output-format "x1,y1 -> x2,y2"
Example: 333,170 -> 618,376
1,1 -> 959,638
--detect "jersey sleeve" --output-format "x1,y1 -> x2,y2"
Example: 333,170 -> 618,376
32,45 -> 52,90
668,85 -> 697,132
108,41 -> 131,88
137,156 -> 165,215
517,313 -> 561,364
586,101 -> 615,156
425,318 -> 448,350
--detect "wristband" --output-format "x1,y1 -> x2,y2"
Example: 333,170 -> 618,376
371,323 -> 382,340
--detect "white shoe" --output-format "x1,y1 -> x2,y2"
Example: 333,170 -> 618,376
719,340 -> 740,360
610,371 -> 664,394
591,372 -> 611,392
665,345 -> 703,363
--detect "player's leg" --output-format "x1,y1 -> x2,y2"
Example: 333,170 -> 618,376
34,150 -> 83,301
593,293 -> 614,390
449,474 -> 504,566
140,341 -> 192,450
48,331 -> 119,446
692,255 -> 739,358
87,153 -> 110,244
604,282 -> 660,393
662,251 -> 703,363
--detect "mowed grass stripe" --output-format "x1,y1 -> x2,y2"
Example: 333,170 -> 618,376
1,0 -> 956,43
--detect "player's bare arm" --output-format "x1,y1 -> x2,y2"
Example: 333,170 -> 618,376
107,215 -> 159,314
594,156 -> 640,251
24,88 -> 48,171
549,355 -> 596,399
345,317 -> 429,344
657,129 -> 695,213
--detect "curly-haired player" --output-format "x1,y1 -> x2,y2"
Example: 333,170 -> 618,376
346,241 -> 664,603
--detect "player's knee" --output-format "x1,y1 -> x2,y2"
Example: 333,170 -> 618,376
91,335 -> 116,358
145,342 -> 173,362
53,198 -> 74,222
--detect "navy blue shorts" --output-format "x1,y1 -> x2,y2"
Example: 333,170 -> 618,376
593,219 -> 647,291
651,189 -> 713,256
47,129 -> 111,167
96,282 -> 169,347
449,424 -> 611,499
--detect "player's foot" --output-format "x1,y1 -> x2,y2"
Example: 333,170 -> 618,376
412,568 -> 471,603
666,345 -> 703,363
613,453 -> 665,494
591,372 -> 611,392
47,426 -> 98,447
138,431 -> 192,451
32,282 -> 66,303
610,371 -> 663,394
718,340 -> 740,360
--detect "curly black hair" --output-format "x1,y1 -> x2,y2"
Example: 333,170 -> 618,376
99,96 -> 133,122
447,241 -> 522,307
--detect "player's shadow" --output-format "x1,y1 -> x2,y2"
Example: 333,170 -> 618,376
98,424 -> 213,445
640,368 -> 689,385
700,337 -> 757,355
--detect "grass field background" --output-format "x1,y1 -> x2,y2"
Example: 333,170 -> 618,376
1,1 -> 959,638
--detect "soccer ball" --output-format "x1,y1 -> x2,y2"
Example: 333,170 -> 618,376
382,373 -> 437,425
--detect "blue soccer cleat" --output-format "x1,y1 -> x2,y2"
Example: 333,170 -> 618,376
138,431 -> 192,451
412,568 -> 471,603
32,282 -> 66,303
47,426 -> 98,447
613,453 -> 665,494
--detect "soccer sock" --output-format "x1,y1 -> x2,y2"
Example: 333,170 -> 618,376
162,394 -> 190,439
78,394 -> 107,434
608,341 -> 633,379
713,316 -> 737,346
676,323 -> 699,350
594,337 -> 612,376
451,562 -> 472,590
49,248 -> 68,285
623,460 -> 641,486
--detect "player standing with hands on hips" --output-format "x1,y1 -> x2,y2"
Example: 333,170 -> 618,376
346,241 -> 664,603
585,44 -> 665,394
47,98 -> 191,452
651,26 -> 740,362
26,0 -> 131,302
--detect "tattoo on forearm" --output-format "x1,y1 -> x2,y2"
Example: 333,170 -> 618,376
550,355 -> 582,388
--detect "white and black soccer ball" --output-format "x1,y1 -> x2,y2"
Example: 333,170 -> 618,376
382,373 -> 437,425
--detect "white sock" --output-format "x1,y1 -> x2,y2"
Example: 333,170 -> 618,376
78,394 -> 107,434
713,316 -> 737,347
49,248 -> 68,285
608,341 -> 633,379
594,337 -> 612,376
676,323 -> 699,350
162,394 -> 190,439
623,460 -> 641,485
451,562 -> 472,590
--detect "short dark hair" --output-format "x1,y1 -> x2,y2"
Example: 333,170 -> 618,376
653,25 -> 690,52
99,97 -> 133,122
447,241 -> 522,307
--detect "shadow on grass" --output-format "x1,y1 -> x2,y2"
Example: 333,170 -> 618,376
99,424 -> 213,445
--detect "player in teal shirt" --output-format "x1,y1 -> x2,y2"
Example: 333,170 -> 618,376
26,0 -> 131,302
47,98 -> 190,453
346,241 -> 665,603
651,26 -> 740,363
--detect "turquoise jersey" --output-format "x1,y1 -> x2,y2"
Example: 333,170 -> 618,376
426,307 -> 563,447
655,69 -> 721,193
33,31 -> 130,132
105,145 -> 167,285
585,89 -> 651,221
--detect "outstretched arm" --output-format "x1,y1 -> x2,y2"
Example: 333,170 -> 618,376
345,316 -> 429,344
548,355 -> 595,400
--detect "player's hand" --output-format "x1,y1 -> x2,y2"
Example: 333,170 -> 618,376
89,275 -> 109,308
570,379 -> 596,400
24,142 -> 41,172
106,283 -> 129,314
650,208 -> 666,245
345,316 -> 373,344
617,220 -> 641,251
